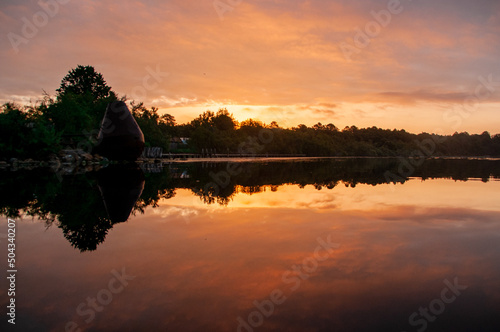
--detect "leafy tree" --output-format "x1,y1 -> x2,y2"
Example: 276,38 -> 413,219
325,123 -> 338,132
191,111 -> 215,128
213,108 -> 237,131
240,118 -> 264,128
131,102 -> 170,150
161,114 -> 176,127
0,103 -> 59,159
295,124 -> 308,131
56,65 -> 116,101
42,65 -> 118,137
43,93 -> 94,135
268,121 -> 280,129
313,122 -> 324,130
239,118 -> 264,137
187,109 -> 239,152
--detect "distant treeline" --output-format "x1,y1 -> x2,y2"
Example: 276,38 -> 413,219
1,65 -> 499,159
177,113 -> 500,157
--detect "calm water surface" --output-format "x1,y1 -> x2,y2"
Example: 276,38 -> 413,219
1,158 -> 500,331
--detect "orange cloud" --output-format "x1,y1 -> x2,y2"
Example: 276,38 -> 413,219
0,0 -> 499,133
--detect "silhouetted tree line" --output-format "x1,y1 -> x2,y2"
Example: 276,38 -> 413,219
181,112 -> 500,157
1,65 -> 500,159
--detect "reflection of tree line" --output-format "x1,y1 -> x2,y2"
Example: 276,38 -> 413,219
182,158 -> 500,204
0,166 -> 144,252
1,158 -> 499,251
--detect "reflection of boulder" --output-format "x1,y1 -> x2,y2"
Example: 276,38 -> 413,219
93,101 -> 145,160
97,165 -> 145,223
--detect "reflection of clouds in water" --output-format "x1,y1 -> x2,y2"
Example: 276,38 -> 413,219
157,204 -> 500,331
4,170 -> 500,331
151,206 -> 200,222
229,206 -> 500,332
7,199 -> 500,331
296,193 -> 337,210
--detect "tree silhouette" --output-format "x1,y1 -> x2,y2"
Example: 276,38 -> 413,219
46,65 -> 117,135
213,108 -> 237,131
56,65 -> 116,101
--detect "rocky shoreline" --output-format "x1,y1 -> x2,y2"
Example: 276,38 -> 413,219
0,149 -> 175,174
0,149 -> 110,172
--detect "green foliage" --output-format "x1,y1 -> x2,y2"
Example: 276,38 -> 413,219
213,108 -> 236,131
186,109 -> 239,151
131,102 -> 171,150
43,93 -> 94,134
239,118 -> 264,137
0,103 -> 60,159
47,65 -> 117,135
56,65 -> 116,101
179,112 -> 500,157
1,65 -> 119,159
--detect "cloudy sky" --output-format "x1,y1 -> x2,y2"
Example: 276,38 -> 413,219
1,0 -> 499,133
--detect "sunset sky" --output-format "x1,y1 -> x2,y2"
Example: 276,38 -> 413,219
1,0 -> 499,134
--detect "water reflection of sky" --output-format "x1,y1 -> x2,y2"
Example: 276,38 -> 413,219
2,179 -> 500,331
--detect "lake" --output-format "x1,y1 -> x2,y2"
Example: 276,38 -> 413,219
1,158 -> 500,332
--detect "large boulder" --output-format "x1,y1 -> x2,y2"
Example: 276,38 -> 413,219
93,101 -> 145,160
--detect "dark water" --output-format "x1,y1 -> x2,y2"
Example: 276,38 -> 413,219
1,158 -> 500,331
